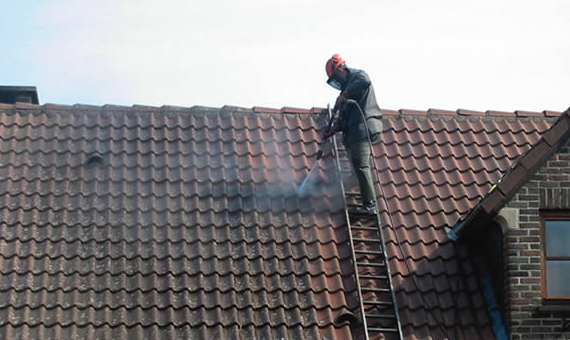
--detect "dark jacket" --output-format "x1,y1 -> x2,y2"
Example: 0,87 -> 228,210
337,67 -> 383,145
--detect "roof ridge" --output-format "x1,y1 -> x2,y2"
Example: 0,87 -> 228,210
383,108 -> 562,118
0,102 -> 563,118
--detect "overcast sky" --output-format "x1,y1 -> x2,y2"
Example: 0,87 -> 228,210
2,1 -> 569,112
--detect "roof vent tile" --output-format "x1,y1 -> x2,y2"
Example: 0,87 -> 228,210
333,308 -> 359,327
85,153 -> 105,167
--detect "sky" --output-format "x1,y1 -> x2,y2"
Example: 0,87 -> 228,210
2,0 -> 569,112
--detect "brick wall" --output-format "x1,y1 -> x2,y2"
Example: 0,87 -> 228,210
504,140 -> 570,339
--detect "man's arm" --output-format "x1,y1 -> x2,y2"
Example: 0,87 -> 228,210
322,119 -> 341,139
342,70 -> 371,100
332,71 -> 370,114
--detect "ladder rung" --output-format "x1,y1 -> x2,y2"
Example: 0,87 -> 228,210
348,210 -> 376,216
345,192 -> 361,197
350,226 -> 379,232
354,249 -> 384,255
348,212 -> 377,220
368,327 -> 399,333
363,300 -> 393,306
356,262 -> 386,268
365,313 -> 397,319
361,287 -> 391,293
359,274 -> 389,280
352,238 -> 382,244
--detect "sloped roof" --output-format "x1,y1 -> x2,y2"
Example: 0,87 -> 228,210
362,108 -> 558,339
0,102 -> 562,340
0,103 -> 354,340
448,107 -> 570,240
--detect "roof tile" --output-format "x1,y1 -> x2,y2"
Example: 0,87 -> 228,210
428,108 -> 456,116
252,106 -> 281,114
0,104 -> 354,340
544,110 -> 563,117
457,109 -> 486,116
496,164 -> 527,197
220,105 -> 253,113
281,107 -> 311,114
310,107 -> 327,115
450,107 -> 570,240
487,110 -> 516,117
516,110 -> 543,117
541,114 -> 570,146
519,139 -> 551,171
399,109 -> 428,116
381,109 -> 399,116
13,102 -> 39,110
0,103 -> 560,340
43,103 -> 74,110
368,113 -> 552,337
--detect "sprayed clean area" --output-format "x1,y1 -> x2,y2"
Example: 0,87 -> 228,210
295,162 -> 319,198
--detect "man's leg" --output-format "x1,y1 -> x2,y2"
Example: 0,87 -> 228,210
346,140 -> 376,207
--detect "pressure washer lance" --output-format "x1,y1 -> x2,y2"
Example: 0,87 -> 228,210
296,105 -> 335,197
315,105 -> 335,159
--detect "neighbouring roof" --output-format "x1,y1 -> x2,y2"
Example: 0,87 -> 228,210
0,102 -> 562,340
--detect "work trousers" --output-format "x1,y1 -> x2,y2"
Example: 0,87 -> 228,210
344,139 -> 376,204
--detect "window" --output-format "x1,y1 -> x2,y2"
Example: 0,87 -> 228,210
541,212 -> 570,300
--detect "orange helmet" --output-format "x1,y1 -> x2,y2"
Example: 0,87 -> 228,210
325,54 -> 346,78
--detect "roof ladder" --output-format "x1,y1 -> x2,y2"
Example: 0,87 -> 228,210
328,110 -> 404,340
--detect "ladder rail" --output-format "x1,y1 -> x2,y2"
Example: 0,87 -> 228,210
328,107 -> 371,340
362,167 -> 404,339
368,212 -> 405,339
329,101 -> 404,340
347,101 -> 405,339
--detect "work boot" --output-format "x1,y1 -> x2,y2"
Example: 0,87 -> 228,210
350,200 -> 378,215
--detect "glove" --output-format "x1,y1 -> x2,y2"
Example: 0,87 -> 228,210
321,123 -> 340,140
322,130 -> 335,140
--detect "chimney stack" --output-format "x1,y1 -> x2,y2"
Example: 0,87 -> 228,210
0,86 -> 39,104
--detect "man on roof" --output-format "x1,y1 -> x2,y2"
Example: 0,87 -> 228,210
322,54 -> 384,215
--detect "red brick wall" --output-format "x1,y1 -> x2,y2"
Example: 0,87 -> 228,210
504,142 -> 570,339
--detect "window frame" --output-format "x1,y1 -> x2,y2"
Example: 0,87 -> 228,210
540,211 -> 570,301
